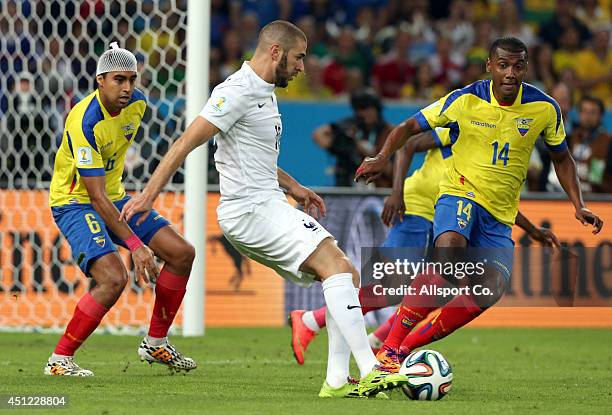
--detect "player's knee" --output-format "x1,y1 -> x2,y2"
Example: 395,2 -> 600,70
100,270 -> 128,296
176,241 -> 196,268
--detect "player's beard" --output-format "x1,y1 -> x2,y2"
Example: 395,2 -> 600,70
274,53 -> 290,88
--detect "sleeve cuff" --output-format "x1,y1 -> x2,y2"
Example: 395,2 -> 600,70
431,128 -> 442,148
78,168 -> 105,177
546,139 -> 568,153
414,111 -> 432,131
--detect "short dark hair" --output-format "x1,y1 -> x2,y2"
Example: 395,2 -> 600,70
258,20 -> 307,52
579,95 -> 605,115
350,88 -> 382,113
489,37 -> 528,60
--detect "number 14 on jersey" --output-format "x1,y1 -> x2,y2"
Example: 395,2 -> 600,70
491,141 -> 510,166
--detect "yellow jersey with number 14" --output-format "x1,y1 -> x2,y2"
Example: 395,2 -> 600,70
415,80 -> 566,226
49,89 -> 146,207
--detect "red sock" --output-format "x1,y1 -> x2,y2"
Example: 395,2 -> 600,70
373,312 -> 396,342
359,284 -> 390,313
399,294 -> 484,355
148,268 -> 189,338
55,292 -> 108,356
312,307 -> 327,329
382,273 -> 447,350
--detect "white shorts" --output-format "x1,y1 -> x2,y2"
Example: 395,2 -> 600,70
218,198 -> 333,287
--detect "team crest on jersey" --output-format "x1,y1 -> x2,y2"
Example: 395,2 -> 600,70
211,96 -> 226,112
303,220 -> 319,231
93,235 -> 106,248
122,122 -> 135,140
457,218 -> 468,229
515,118 -> 533,136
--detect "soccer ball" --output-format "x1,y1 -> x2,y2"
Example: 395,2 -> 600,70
398,349 -> 453,400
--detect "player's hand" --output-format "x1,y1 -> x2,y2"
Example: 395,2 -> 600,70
381,191 -> 405,227
528,228 -> 561,248
120,193 -> 153,226
575,207 -> 603,234
131,245 -> 159,284
289,184 -> 326,219
354,155 -> 386,185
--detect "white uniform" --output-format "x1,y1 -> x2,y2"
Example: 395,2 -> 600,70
200,62 -> 332,286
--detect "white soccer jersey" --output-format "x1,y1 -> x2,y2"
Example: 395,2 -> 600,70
200,62 -> 285,220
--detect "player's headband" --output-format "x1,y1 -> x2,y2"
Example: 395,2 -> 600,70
96,42 -> 137,76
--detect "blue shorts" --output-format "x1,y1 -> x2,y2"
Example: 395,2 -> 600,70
383,214 -> 433,248
51,196 -> 170,277
382,214 -> 433,263
433,194 -> 514,281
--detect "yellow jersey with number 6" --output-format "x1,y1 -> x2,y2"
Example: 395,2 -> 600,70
49,89 -> 146,207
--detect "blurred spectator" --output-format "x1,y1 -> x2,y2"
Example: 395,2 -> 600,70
576,0 -> 611,33
547,96 -> 611,193
275,56 -> 334,100
466,18 -> 495,64
538,0 -> 591,49
312,89 -> 393,187
497,0 -> 537,47
526,43 -> 556,92
295,15 -> 328,58
402,61 -> 446,101
429,35 -> 465,89
322,26 -> 371,94
219,30 -> 244,79
437,0 -> 475,55
528,82 -> 574,191
552,26 -> 582,74
371,29 -> 414,99
574,28 -> 612,107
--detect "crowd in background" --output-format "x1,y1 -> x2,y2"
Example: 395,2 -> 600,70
0,0 -> 609,191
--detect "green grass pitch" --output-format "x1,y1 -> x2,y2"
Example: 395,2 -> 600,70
1,328 -> 611,414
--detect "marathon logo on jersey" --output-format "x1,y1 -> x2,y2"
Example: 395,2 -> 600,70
466,191 -> 475,198
93,235 -> 106,248
77,147 -> 93,165
210,96 -> 226,112
122,122 -> 135,140
515,117 -> 533,136
470,120 -> 496,128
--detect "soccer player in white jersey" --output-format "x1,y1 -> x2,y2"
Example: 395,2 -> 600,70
121,20 -> 408,398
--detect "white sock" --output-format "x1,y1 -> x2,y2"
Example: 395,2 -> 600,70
325,308 -> 350,388
322,273 -> 378,378
50,353 -> 72,363
368,332 -> 383,350
145,335 -> 167,346
301,311 -> 321,333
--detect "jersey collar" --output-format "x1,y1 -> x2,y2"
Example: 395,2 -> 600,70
489,81 -> 523,107
95,90 -> 121,118
242,61 -> 276,93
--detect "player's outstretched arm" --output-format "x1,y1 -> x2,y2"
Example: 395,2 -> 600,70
515,211 -> 561,248
381,132 -> 436,226
549,148 -> 604,234
120,116 -> 220,224
81,175 -> 159,283
355,117 -> 423,184
278,167 -> 326,219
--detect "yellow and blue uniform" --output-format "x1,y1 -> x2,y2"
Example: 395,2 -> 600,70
383,128 -> 452,252
49,89 -> 169,275
414,80 -> 566,280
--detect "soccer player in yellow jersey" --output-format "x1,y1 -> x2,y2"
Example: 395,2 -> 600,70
355,37 -> 603,370
45,43 -> 197,376
289,129 -> 559,365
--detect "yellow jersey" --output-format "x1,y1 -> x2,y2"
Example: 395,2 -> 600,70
415,80 -> 566,226
403,128 -> 452,222
49,89 -> 146,207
